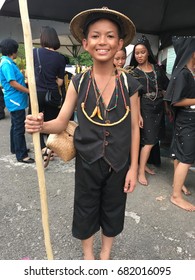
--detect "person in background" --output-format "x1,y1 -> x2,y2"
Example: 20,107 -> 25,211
164,36 -> 195,211
129,35 -> 170,186
75,64 -> 82,74
114,47 -> 127,68
32,26 -> 66,164
0,86 -> 5,120
59,55 -> 74,121
0,38 -> 34,163
25,7 -> 141,260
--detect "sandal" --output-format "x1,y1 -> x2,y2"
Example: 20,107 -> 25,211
42,148 -> 54,168
18,157 -> 35,164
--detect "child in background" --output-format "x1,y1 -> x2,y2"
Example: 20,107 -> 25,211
114,47 -> 127,68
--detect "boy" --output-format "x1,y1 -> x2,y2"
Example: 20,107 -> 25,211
25,7 -> 141,259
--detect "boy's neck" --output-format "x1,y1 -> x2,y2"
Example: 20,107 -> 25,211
92,62 -> 115,76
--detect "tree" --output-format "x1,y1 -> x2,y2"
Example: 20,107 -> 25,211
78,51 -> 93,67
67,51 -> 93,67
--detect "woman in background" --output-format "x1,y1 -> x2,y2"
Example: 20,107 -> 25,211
130,35 -> 170,186
32,26 -> 66,163
0,38 -> 34,163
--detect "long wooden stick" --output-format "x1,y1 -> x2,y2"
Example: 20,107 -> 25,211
18,0 -> 53,260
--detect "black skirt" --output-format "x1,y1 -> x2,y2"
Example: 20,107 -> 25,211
171,109 -> 195,164
140,96 -> 165,145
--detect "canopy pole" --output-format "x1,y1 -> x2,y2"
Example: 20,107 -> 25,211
18,0 -> 53,260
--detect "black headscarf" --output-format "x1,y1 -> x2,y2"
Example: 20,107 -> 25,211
129,34 -> 157,67
164,36 -> 195,102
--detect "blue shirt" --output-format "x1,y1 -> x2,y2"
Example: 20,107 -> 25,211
0,56 -> 28,112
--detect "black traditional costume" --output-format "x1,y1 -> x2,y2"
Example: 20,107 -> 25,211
164,36 -> 195,164
130,35 -> 169,166
71,69 -> 141,239
132,65 -> 169,145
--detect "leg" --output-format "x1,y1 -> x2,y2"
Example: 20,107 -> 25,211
145,165 -> 155,175
100,234 -> 114,260
10,110 -> 28,161
10,114 -> 15,154
171,162 -> 195,211
0,88 -> 5,120
81,236 -> 95,260
173,160 -> 191,195
138,144 -> 153,185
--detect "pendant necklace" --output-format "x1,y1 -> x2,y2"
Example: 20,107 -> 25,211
90,69 -> 115,120
81,69 -> 130,126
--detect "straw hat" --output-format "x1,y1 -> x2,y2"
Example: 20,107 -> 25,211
70,7 -> 136,47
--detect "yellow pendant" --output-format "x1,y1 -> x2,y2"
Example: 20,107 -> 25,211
90,106 -> 98,118
97,106 -> 103,120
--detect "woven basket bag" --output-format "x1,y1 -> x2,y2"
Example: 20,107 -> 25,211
46,121 -> 78,162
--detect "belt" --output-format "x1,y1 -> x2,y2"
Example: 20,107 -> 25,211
182,105 -> 195,112
142,92 -> 163,99
185,105 -> 195,110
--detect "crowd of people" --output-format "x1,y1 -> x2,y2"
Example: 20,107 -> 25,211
0,6 -> 195,260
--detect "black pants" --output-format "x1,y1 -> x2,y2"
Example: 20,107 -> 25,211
0,87 -> 5,120
72,154 -> 128,240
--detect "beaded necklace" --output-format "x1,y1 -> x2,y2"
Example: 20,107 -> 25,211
81,68 -> 129,126
138,65 -> 158,101
93,71 -> 119,112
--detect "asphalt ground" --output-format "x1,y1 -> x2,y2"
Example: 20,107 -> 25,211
0,109 -> 195,260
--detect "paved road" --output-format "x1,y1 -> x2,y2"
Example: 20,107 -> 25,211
0,110 -> 195,260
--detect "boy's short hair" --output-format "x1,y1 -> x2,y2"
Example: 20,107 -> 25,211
0,38 -> 18,56
70,7 -> 135,47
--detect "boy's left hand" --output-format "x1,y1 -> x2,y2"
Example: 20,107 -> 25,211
124,168 -> 137,193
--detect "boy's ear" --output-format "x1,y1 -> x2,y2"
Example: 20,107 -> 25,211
117,39 -> 124,51
82,38 -> 88,50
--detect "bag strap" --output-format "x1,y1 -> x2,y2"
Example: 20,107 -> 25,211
36,48 -> 49,90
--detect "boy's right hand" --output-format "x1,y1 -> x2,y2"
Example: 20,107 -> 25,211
25,112 -> 44,133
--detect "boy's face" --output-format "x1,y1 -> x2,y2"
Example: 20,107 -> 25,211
82,18 -> 123,62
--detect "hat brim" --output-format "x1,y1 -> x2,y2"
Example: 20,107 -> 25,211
70,7 -> 136,47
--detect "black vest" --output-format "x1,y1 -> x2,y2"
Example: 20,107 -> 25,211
73,70 -> 140,172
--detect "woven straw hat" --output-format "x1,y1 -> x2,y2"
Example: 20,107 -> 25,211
70,7 -> 136,47
46,121 -> 78,162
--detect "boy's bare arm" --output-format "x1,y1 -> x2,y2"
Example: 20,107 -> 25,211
124,92 -> 140,193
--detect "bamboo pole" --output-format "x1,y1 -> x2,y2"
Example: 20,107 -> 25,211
18,0 -> 53,260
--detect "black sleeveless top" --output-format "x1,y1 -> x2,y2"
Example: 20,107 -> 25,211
72,70 -> 141,172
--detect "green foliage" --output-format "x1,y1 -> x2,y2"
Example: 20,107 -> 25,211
15,44 -> 26,70
15,57 -> 26,70
66,51 -> 93,67
18,44 -> 26,59
78,51 -> 93,67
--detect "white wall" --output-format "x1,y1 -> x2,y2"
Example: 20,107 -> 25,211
0,16 -> 69,42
